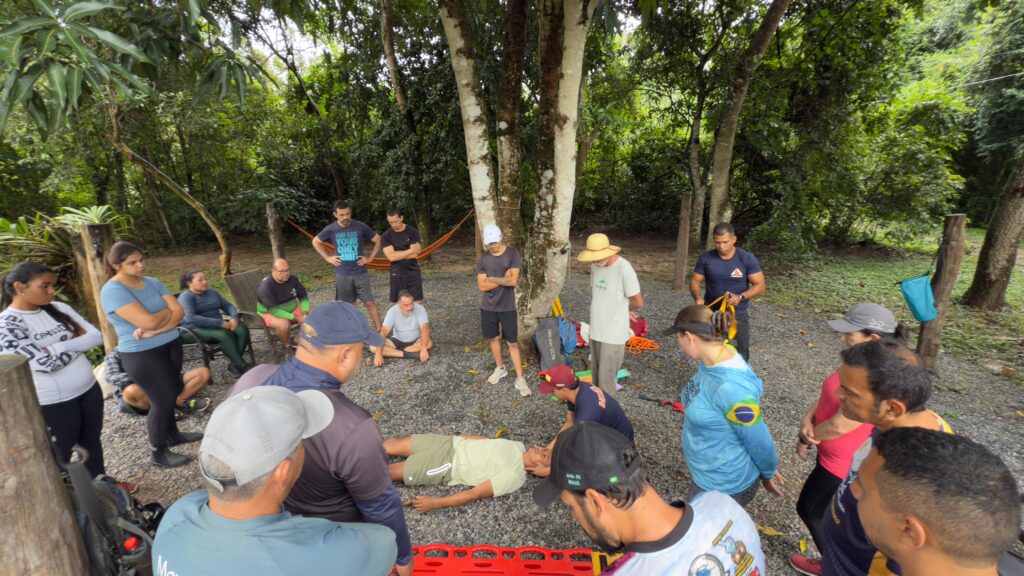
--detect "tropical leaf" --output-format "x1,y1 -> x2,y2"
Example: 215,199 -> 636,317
46,62 -> 66,109
83,26 -> 152,64
186,0 -> 201,26
0,36 -> 23,66
12,62 -> 45,104
29,0 -> 57,18
25,90 -> 49,132
62,1 -> 125,22
36,26 -> 59,54
0,17 -> 54,39
65,66 -> 82,109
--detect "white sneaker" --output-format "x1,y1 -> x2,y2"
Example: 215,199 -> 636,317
487,366 -> 508,384
514,377 -> 532,397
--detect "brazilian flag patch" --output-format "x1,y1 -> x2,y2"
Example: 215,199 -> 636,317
726,399 -> 761,426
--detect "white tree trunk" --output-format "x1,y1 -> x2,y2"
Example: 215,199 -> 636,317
519,0 -> 598,339
438,0 -> 498,229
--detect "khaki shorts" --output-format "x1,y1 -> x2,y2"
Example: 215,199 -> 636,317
402,434 -> 455,485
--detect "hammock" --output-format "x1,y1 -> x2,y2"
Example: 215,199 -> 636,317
286,209 -> 475,270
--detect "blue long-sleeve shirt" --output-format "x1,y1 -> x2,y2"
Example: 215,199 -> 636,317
680,361 -> 778,495
178,289 -> 238,329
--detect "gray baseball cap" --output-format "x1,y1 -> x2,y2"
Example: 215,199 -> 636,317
827,303 -> 897,334
199,386 -> 334,491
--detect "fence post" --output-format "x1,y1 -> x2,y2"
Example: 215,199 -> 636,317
0,355 -> 89,574
266,202 -> 287,261
77,224 -> 117,352
916,214 -> 966,372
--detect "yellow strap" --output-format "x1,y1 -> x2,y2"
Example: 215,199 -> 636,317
706,295 -> 738,341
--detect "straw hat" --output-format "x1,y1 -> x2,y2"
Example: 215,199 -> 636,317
577,233 -> 621,262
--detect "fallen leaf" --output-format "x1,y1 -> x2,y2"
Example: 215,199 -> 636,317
403,500 -> 415,507
494,427 -> 507,438
405,376 -> 414,382
444,315 -> 452,321
464,346 -> 469,353
1014,410 -> 1024,420
799,330 -> 807,336
468,369 -> 480,375
1001,366 -> 1018,377
371,390 -> 385,395
511,400 -> 523,409
371,412 -> 383,421
651,363 -> 662,369
756,524 -> 785,537
799,539 -> 807,554
807,342 -> 815,348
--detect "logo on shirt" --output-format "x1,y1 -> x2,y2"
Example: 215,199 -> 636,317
730,267 -> 744,278
726,399 -> 761,426
595,278 -> 608,289
689,554 -> 724,576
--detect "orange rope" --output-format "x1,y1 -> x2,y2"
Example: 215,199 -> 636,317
626,336 -> 660,355
285,210 -> 475,270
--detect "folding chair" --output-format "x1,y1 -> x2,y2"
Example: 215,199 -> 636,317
223,269 -> 293,362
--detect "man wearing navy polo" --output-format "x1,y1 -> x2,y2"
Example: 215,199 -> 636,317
690,222 -> 766,360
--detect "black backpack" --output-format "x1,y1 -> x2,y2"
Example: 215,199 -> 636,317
64,449 -> 165,576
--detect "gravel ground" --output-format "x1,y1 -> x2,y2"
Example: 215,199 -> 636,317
101,270 -> 1024,573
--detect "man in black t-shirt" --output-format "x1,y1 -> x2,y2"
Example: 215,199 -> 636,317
381,208 -> 423,303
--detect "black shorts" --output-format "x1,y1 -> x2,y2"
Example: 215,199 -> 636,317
481,310 -> 518,342
389,336 -> 416,351
390,271 -> 424,302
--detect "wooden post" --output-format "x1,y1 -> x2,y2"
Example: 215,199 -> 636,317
78,224 -> 117,352
673,191 -> 692,291
266,202 -> 286,261
917,214 -> 966,372
0,355 -> 89,574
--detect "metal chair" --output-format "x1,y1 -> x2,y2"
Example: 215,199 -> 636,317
178,324 -> 256,372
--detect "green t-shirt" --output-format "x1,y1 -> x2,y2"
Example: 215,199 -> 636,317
449,438 -> 526,497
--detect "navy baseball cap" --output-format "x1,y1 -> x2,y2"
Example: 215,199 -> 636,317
533,421 -> 643,507
300,301 -> 384,348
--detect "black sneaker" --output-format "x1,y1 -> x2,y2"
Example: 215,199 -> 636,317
167,430 -> 203,447
181,397 -> 211,416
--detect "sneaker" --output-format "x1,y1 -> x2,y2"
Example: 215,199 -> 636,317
228,364 -> 245,377
487,366 -> 508,385
174,408 -> 185,421
789,555 -> 823,576
513,377 -> 532,397
180,397 -> 211,416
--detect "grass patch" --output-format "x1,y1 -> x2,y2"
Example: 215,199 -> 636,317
762,228 -> 1023,385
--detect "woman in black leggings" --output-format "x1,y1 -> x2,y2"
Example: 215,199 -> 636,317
0,262 -> 106,476
100,242 -> 202,468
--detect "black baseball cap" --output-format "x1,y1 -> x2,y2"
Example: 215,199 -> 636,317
533,421 -> 643,507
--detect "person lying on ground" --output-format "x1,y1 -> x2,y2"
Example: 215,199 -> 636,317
373,290 -> 432,366
103,349 -> 211,418
230,302 -> 415,576
178,270 -> 252,376
383,434 -> 551,514
852,427 -> 1020,576
256,258 -> 311,349
151,386 -> 398,576
533,421 -> 766,576
539,364 -> 635,451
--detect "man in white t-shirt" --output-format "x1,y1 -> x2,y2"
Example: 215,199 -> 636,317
577,234 -> 642,397
534,422 -> 766,576
373,290 -> 432,365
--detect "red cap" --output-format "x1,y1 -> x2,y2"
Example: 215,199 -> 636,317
538,364 -> 577,394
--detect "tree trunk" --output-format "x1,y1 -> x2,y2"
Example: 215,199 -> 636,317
107,106 -> 232,276
1,355 -> 89,576
705,0 -> 791,248
495,0 -> 529,248
518,0 -> 598,342
438,0 -> 499,228
111,146 -> 128,213
673,192 -> 692,290
688,82 -> 708,246
266,202 -> 286,261
382,0 -> 432,241
917,214 -> 966,372
963,156 -> 1024,309
138,146 -> 177,247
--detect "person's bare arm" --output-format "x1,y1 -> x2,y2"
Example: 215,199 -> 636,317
487,267 -> 520,287
313,237 -> 340,266
412,481 -> 494,513
478,273 -> 500,292
813,409 -> 863,443
113,302 -> 170,331
628,293 -> 644,311
744,272 -> 766,300
690,272 -> 705,305
360,233 -> 382,264
384,242 -> 423,262
374,325 -> 392,367
418,323 -> 431,362
546,411 -> 575,451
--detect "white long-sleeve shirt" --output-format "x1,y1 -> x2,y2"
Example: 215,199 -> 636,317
0,302 -> 102,405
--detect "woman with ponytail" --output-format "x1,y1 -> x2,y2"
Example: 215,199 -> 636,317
100,242 -> 201,468
788,303 -> 906,576
0,262 -> 106,476
663,304 -> 784,507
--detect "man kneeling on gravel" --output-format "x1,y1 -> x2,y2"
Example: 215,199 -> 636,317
383,434 -> 551,514
372,290 -> 433,366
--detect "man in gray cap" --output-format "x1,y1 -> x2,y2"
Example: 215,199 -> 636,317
230,301 -> 414,576
152,386 -> 397,575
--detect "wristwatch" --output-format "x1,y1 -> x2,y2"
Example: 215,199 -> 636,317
739,294 -> 747,303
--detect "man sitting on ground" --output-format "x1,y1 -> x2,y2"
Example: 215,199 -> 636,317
384,434 -> 551,514
534,422 -> 766,575
853,427 -> 1020,576
151,386 -> 398,575
231,302 -> 414,576
373,290 -> 432,366
256,258 -> 311,349
103,349 -> 210,417
539,364 -> 634,449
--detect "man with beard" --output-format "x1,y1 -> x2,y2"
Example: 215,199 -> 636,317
534,422 -> 766,576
